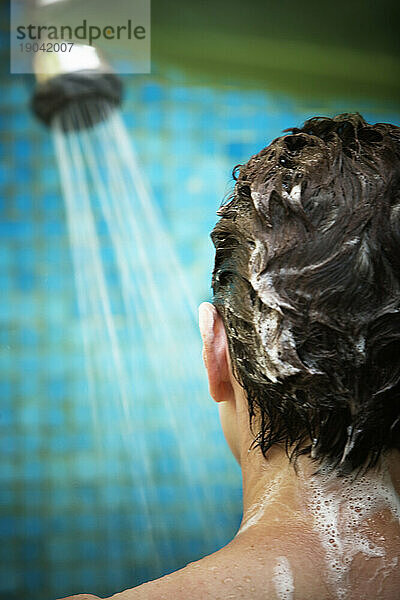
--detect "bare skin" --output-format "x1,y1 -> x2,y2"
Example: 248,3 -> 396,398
61,303 -> 400,600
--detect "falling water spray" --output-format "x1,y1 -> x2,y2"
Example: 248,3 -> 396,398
30,42 -> 238,589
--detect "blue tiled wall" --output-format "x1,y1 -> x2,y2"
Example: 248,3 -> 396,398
1,53 -> 400,600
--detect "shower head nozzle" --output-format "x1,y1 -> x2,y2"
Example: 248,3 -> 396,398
31,44 -> 123,130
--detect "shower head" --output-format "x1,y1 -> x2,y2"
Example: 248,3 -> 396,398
31,43 -> 123,130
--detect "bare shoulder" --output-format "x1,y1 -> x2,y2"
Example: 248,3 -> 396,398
58,595 -> 101,599
60,518 -> 400,600
104,533 -> 328,600
55,543 -> 279,600
105,554 -> 244,600
104,543 -> 276,600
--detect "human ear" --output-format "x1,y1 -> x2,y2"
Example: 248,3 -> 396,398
198,302 -> 235,404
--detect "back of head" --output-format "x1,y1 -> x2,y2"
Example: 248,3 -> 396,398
211,113 -> 400,475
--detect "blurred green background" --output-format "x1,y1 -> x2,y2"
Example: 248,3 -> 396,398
150,0 -> 399,107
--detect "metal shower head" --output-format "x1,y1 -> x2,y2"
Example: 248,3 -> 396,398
31,43 -> 123,130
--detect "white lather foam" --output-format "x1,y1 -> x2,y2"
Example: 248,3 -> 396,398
273,556 -> 294,600
305,460 -> 400,599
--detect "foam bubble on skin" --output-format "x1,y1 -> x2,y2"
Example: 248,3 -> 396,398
304,459 -> 400,599
237,472 -> 284,535
273,556 -> 294,600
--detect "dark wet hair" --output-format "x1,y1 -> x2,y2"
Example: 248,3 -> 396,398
211,113 -> 400,475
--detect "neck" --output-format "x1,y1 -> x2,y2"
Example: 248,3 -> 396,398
237,444 -> 400,537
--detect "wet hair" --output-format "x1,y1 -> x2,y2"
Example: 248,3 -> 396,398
211,113 -> 400,475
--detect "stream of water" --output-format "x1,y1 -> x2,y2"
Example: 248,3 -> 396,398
51,101 -> 238,578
